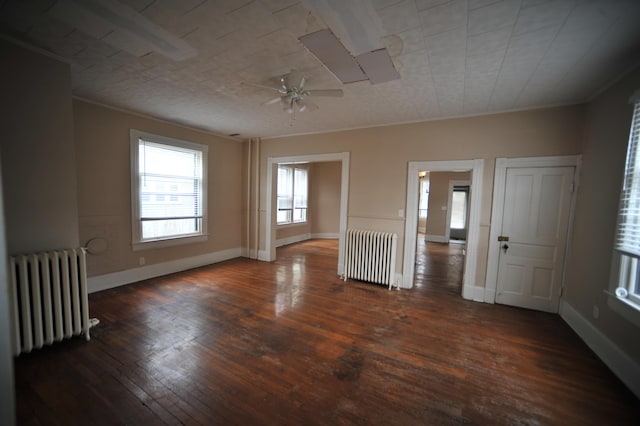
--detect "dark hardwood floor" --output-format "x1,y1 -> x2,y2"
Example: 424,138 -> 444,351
14,238 -> 639,425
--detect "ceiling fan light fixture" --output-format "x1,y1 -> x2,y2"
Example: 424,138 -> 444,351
296,99 -> 307,112
252,69 -> 342,114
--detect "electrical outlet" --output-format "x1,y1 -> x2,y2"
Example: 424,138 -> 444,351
139,257 -> 145,266
593,305 -> 599,319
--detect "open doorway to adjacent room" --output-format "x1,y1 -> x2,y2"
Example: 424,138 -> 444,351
415,171 -> 471,295
273,160 -> 342,266
403,160 -> 484,300
265,153 -> 350,276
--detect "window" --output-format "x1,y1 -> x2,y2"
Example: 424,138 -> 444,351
612,94 -> 640,314
450,187 -> 469,229
419,176 -> 429,219
130,130 -> 207,250
277,165 -> 308,225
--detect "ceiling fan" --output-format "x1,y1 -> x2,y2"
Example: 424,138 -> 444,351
250,69 -> 344,113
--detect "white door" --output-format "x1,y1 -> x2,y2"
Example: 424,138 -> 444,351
495,166 -> 574,313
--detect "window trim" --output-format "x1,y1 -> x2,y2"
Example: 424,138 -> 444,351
608,90 -> 640,323
130,129 -> 208,251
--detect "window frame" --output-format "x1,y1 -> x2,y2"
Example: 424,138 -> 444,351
130,129 -> 208,251
276,164 -> 308,226
609,91 -> 640,325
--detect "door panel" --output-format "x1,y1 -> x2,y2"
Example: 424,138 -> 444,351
495,166 -> 573,313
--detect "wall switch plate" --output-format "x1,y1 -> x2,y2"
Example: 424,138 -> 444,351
398,209 -> 404,218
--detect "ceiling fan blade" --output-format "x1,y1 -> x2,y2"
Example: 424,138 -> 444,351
306,89 -> 344,97
262,96 -> 282,106
242,82 -> 285,94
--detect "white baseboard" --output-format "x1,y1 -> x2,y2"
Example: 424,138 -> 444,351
561,300 -> 640,399
425,234 -> 448,243
242,247 -> 258,259
88,247 -> 242,293
462,284 -> 485,302
276,233 -> 310,247
395,273 -> 406,289
257,249 -> 270,261
310,233 -> 339,239
483,288 -> 496,303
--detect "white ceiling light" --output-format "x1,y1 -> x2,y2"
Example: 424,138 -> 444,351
299,30 -> 367,84
299,29 -> 399,85
301,0 -> 384,56
355,49 -> 400,84
49,0 -> 197,60
299,0 -> 399,85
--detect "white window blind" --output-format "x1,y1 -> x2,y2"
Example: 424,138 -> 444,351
131,130 -> 207,248
615,100 -> 640,257
418,178 -> 429,219
277,166 -> 293,223
294,168 -> 308,222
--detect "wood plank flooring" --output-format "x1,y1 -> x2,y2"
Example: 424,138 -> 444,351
14,238 -> 640,425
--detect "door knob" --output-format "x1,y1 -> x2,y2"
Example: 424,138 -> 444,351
502,243 -> 509,253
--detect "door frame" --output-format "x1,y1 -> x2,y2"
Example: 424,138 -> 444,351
484,155 -> 582,304
264,152 -> 350,275
403,159 -> 484,297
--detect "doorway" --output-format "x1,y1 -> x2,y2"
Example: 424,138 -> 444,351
403,160 -> 484,300
265,152 -> 350,276
416,172 -> 471,294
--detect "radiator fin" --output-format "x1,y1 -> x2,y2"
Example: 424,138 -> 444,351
9,248 -> 92,356
343,229 -> 398,289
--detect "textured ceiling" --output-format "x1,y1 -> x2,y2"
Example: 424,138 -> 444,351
2,0 -> 640,139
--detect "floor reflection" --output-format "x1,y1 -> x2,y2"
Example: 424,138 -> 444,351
414,233 -> 465,295
274,255 -> 306,316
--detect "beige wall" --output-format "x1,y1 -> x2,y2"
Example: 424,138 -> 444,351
74,100 -> 244,277
425,171 -> 470,239
309,161 -> 341,236
565,67 -> 640,361
0,40 -> 79,254
259,106 -> 584,286
276,223 -> 311,242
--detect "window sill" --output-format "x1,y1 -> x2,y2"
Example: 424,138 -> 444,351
276,222 -> 308,228
133,234 -> 208,252
605,290 -> 640,328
